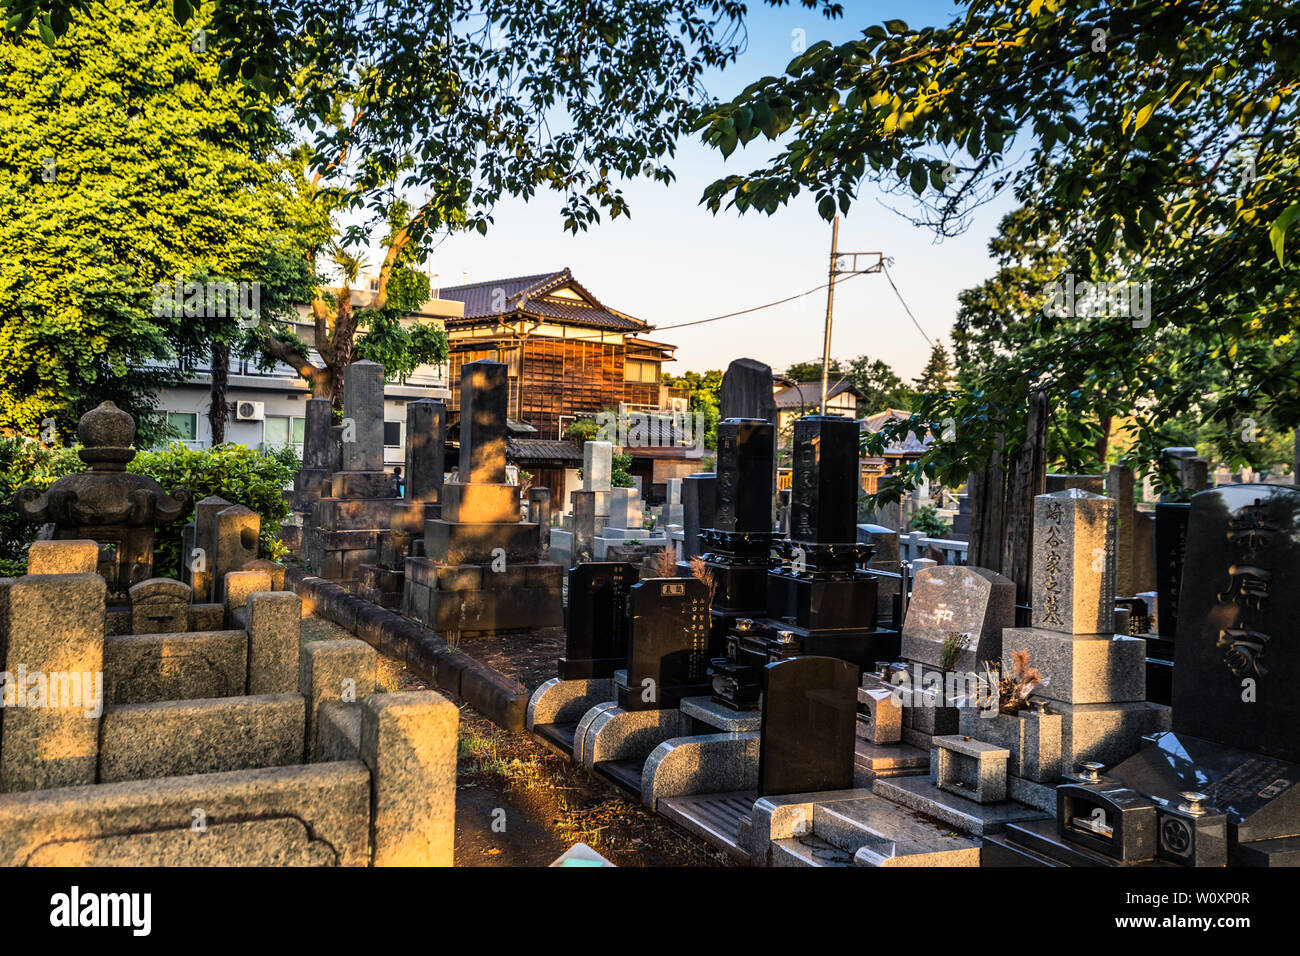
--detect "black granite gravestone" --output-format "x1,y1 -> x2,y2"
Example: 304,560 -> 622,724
678,472 -> 717,565
718,358 -> 778,424
1154,502 -> 1191,640
1102,485 -> 1300,865
714,419 -> 774,533
757,656 -> 858,797
789,415 -> 860,545
405,398 -> 447,507
560,562 -> 640,679
618,577 -> 711,711
1168,485 -> 1300,762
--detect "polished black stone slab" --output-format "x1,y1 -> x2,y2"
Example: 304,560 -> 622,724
757,656 -> 857,798
560,562 -> 640,679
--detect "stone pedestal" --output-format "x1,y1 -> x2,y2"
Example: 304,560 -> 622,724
399,360 -> 562,635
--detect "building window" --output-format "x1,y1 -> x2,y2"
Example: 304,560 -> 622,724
384,421 -> 402,448
167,411 -> 197,442
264,415 -> 305,449
625,359 -> 660,383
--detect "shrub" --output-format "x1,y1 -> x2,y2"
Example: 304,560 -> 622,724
0,437 -> 81,574
909,503 -> 948,537
128,443 -> 298,578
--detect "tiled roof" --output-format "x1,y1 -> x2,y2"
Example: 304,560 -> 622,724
773,380 -> 863,409
507,438 -> 584,463
437,268 -> 648,331
860,408 -> 930,456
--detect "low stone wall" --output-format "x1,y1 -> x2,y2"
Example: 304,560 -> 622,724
285,564 -> 530,732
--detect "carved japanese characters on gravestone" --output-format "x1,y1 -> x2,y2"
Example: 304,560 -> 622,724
292,397 -> 334,511
14,402 -> 191,599
129,578 -> 193,635
1169,485 -> 1299,763
1000,488 -> 1168,768
901,565 -> 1015,672
757,656 -> 858,798
1155,502 -> 1191,640
560,563 -> 640,679
616,577 -> 710,712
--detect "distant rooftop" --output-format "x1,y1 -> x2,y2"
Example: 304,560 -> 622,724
436,268 -> 649,332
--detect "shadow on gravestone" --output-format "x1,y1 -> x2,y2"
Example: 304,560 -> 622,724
757,656 -> 858,798
719,357 -> 778,423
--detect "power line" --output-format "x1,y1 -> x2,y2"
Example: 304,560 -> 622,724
881,262 -> 934,348
653,270 -> 868,331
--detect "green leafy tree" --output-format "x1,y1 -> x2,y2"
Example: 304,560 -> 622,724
663,369 -> 722,451
784,356 -> 912,412
912,343 -> 953,396
0,0 -> 321,444
698,0 -> 1300,492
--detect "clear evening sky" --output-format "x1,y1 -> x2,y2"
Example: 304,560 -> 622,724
420,1 -> 1014,381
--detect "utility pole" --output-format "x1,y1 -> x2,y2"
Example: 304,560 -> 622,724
819,216 -> 840,415
817,217 -> 885,415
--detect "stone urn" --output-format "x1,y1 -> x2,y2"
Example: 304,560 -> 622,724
15,401 -> 192,598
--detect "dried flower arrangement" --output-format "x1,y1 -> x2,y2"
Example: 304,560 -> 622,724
689,554 -> 717,611
939,631 -> 971,672
982,648 -> 1047,715
654,544 -> 678,578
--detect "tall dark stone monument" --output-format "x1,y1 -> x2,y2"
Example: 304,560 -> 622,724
1098,484 -> 1300,867
757,656 -> 858,797
676,472 -> 717,567
616,577 -> 711,712
1154,502 -> 1191,640
718,357 -> 778,424
700,419 -> 775,626
400,361 -> 562,634
292,397 -> 334,512
560,562 -> 640,679
711,415 -> 894,710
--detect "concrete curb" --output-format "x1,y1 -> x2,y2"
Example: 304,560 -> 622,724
285,563 -> 529,732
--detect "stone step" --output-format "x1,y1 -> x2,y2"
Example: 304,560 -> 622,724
811,794 -> 981,866
770,835 -> 855,867
656,790 -> 754,864
872,774 -> 1049,836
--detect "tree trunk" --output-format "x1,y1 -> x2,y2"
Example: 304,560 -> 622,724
209,341 -> 230,445
968,429 -> 1006,572
1095,412 -> 1112,467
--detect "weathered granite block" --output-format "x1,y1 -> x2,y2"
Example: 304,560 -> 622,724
1051,700 -> 1172,766
527,677 -> 616,729
1031,489 -> 1117,635
960,707 -> 1063,784
0,762 -> 372,867
246,591 -> 300,695
342,360 -> 385,472
103,629 -> 248,704
300,638 -> 377,759
934,735 -> 1010,804
316,700 -> 363,762
222,570 -> 272,625
331,470 -> 399,500
360,691 -> 459,866
640,732 -> 760,810
26,539 -> 99,575
214,505 -> 260,593
423,519 -> 540,565
1001,626 -> 1146,704
441,482 -> 520,524
129,577 -> 192,634
901,565 -> 1015,671
1,573 -> 106,793
857,686 -> 902,744
583,441 -> 613,491
97,694 -> 305,782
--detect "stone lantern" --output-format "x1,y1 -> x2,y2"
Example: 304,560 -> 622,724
14,401 -> 192,599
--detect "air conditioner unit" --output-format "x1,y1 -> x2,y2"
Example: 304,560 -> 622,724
668,397 -> 689,414
235,400 -> 265,422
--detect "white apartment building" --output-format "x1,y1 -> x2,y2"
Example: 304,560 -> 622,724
153,289 -> 462,464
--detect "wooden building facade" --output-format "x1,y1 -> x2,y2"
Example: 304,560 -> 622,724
438,269 -> 685,440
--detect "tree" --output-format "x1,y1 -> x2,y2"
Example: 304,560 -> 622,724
784,355 -> 912,413
0,0 -> 318,443
663,369 -> 723,451
912,343 -> 953,396
697,0 -> 1300,492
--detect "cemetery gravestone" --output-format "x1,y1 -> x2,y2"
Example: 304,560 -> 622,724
757,656 -> 858,797
900,565 -> 1015,673
560,562 -> 640,679
617,577 -> 711,712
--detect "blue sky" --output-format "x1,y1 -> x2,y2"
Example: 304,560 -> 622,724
418,1 -> 1014,380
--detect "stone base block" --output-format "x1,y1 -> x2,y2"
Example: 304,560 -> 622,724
527,677 -> 615,730
331,471 -> 399,500
441,482 -> 520,524
935,735 -> 1009,804
1002,626 -> 1147,704
423,519 -> 540,565
641,732 -> 760,810
1049,699 -> 1172,767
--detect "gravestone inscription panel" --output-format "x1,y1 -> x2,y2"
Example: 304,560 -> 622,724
1170,484 -> 1300,763
618,577 -> 711,711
